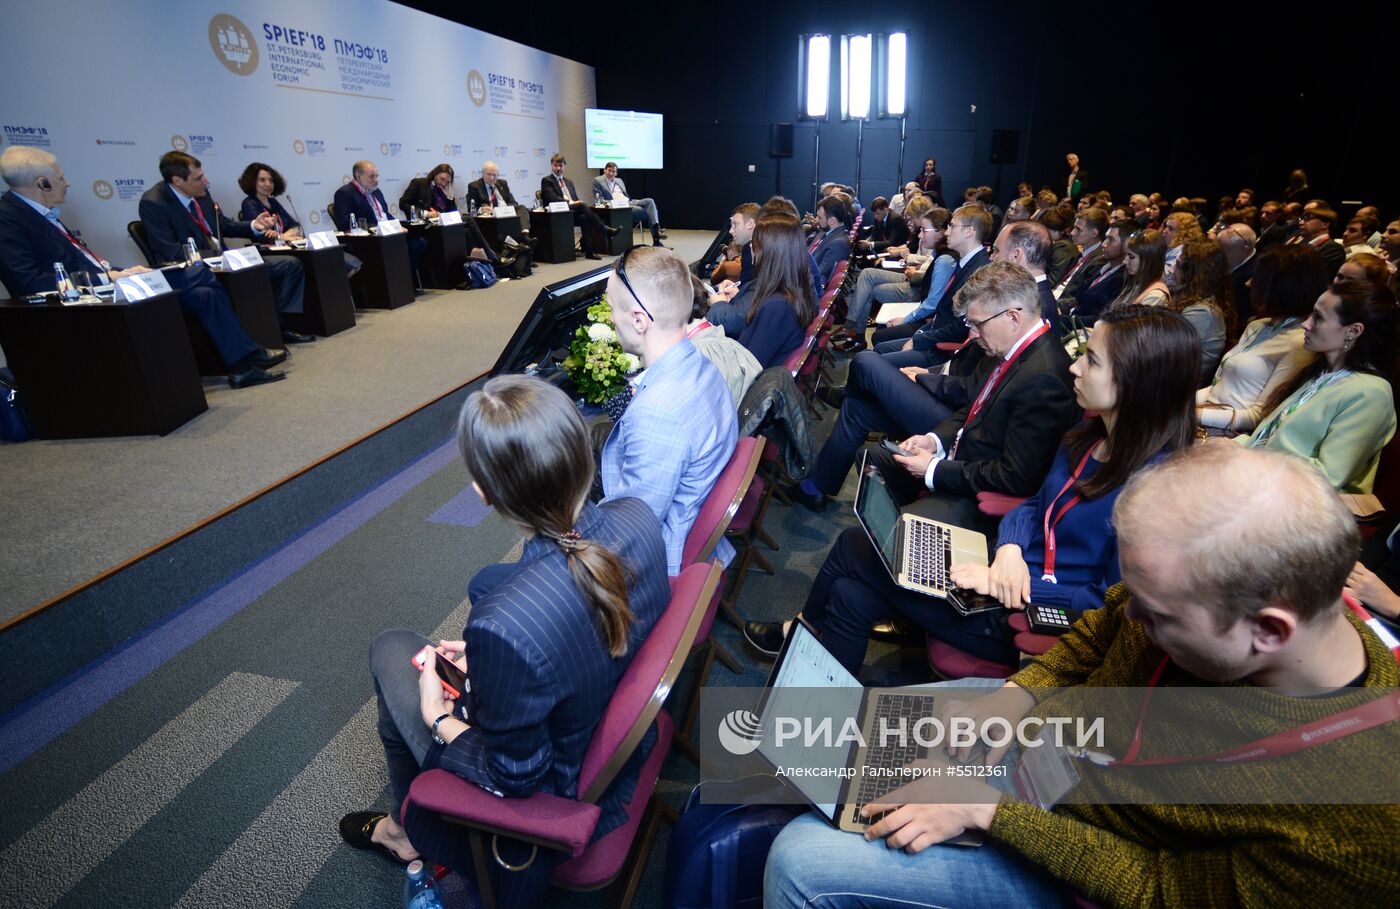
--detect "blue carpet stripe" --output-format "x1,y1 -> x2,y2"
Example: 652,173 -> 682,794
0,438 -> 459,775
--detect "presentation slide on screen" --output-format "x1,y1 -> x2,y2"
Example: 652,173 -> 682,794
0,0 -> 596,266
585,109 -> 663,170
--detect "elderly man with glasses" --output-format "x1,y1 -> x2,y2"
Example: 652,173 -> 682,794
599,245 -> 737,575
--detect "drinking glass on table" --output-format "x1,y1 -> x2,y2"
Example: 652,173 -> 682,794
71,270 -> 96,301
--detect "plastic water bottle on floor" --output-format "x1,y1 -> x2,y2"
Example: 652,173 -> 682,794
403,859 -> 445,909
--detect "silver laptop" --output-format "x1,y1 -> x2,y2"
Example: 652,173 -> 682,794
755,618 -> 984,843
853,449 -> 989,597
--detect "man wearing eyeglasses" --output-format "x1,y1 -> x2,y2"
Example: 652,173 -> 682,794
599,246 -> 738,574
1218,223 -> 1258,330
1288,204 -> 1345,280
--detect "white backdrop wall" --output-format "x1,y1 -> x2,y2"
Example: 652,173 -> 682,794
0,0 -> 597,265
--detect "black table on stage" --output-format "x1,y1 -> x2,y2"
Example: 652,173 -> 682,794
409,221 -> 467,289
0,292 -> 207,438
588,205 -> 635,256
529,208 -> 578,264
273,244 -> 356,336
340,231 -> 415,309
473,212 -> 525,257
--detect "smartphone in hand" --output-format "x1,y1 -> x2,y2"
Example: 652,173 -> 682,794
412,645 -> 467,700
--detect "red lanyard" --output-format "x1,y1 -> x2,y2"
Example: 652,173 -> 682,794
951,322 -> 1049,459
1088,263 -> 1121,289
1344,592 -> 1400,660
685,320 -> 712,340
188,199 -> 212,237
356,184 -> 385,220
1115,602 -> 1399,767
1040,446 -> 1096,583
58,224 -> 106,270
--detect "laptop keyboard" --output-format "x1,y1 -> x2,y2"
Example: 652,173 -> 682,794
905,521 -> 953,592
850,693 -> 935,826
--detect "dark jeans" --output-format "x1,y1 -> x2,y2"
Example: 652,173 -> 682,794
811,350 -> 956,495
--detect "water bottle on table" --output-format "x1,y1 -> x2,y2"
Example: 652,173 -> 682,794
53,263 -> 79,302
402,859 -> 445,908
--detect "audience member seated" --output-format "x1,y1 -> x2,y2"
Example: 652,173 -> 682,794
141,151 -> 312,345
600,246 -> 738,573
0,146 -> 286,388
788,263 -> 1076,521
1289,204 -> 1345,280
863,206 -> 956,354
341,374 -> 668,906
1038,206 -> 1079,285
1166,238 -> 1233,382
765,442 -> 1400,909
1004,195 -> 1034,224
855,196 -> 909,256
809,194 -> 853,287
1062,221 -> 1128,326
831,196 -> 937,351
991,219 -> 1058,331
1343,214 -> 1379,257
592,162 -> 665,247
1111,228 -> 1170,308
331,159 -> 428,278
540,153 -> 618,261
1161,210 -> 1203,286
890,182 -> 921,216
685,276 -> 761,407
1197,244 -> 1324,436
706,203 -> 759,335
1052,206 -> 1108,306
1347,541 -> 1400,635
1241,280 -> 1397,491
896,205 -> 995,368
734,213 -> 813,369
747,305 -> 1197,666
239,162 -> 362,277
975,186 -> 1004,234
1335,251 -> 1391,289
1256,200 -> 1288,250
1216,222 -> 1258,331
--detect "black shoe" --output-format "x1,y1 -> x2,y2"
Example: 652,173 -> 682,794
782,482 -> 827,512
248,347 -> 289,369
832,337 -> 867,354
605,225 -> 621,237
870,619 -> 923,644
585,252 -> 602,260
281,330 -> 315,344
339,811 -> 411,865
816,385 -> 845,408
744,621 -> 787,657
228,366 -> 286,389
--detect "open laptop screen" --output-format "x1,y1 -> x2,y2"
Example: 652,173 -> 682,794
854,455 -> 902,575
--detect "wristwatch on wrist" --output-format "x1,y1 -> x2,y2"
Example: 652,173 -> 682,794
431,712 -> 452,745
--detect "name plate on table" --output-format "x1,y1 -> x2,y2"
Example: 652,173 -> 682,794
376,218 -> 406,235
114,270 -> 173,302
307,230 -> 340,250
492,205 -> 517,219
438,210 -> 463,226
223,246 -> 265,271
547,201 -> 570,213
608,200 -> 631,209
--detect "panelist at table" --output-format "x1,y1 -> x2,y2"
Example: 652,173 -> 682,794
0,146 -> 285,387
540,153 -> 619,260
140,151 -> 312,346
592,162 -> 666,247
332,159 -> 427,277
239,162 -> 361,277
398,163 -> 498,263
465,160 -> 523,219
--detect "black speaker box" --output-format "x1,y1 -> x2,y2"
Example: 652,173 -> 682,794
770,123 -> 794,158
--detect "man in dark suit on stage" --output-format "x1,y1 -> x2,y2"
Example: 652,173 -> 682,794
140,151 -> 312,345
466,160 -> 520,214
332,159 -> 427,280
540,154 -> 618,260
0,146 -> 284,387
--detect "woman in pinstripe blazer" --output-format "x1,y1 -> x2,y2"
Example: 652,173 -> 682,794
342,375 -> 669,904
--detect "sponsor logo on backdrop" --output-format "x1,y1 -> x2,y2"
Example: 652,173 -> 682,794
92,180 -> 114,200
493,146 -> 508,158
533,148 -> 546,158
209,14 -> 260,76
243,143 -> 269,150
293,139 -> 306,155
186,134 -> 216,154
383,142 -> 401,157
415,147 -> 429,154
344,146 -> 364,152
379,143 -> 389,155
444,144 -> 462,157
308,210 -> 321,225
341,175 -> 351,184
295,139 -> 326,157
467,70 -> 487,107
514,169 -> 529,181
95,139 -> 136,147
113,178 -> 146,201
171,135 -> 190,152
3,125 -> 52,148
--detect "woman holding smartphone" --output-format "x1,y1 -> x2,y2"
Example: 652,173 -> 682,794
339,375 -> 668,906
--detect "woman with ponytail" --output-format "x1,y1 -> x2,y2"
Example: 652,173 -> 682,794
341,374 -> 668,906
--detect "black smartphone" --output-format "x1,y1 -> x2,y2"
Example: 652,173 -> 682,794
412,647 -> 468,699
880,438 -> 909,456
1026,603 -> 1073,635
946,587 -> 1002,616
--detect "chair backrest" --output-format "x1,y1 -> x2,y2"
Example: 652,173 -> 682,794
785,334 -> 817,377
578,560 -> 722,802
127,221 -> 157,268
681,437 -> 763,567
326,201 -> 338,229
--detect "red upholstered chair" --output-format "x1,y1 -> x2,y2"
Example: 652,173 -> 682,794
1006,611 -> 1060,656
926,636 -> 1017,679
977,491 -> 1028,517
718,440 -> 779,614
404,561 -> 723,909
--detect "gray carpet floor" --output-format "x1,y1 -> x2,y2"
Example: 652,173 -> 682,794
0,231 -> 717,621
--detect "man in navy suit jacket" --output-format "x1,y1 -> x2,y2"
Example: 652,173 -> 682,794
540,153 -> 618,260
810,195 -> 852,287
332,160 -> 427,279
891,205 -> 995,368
140,151 -> 312,345
0,146 -> 284,387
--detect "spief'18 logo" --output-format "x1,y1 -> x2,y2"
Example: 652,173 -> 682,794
466,70 -> 487,108
209,14 -> 259,76
293,139 -> 306,155
92,180 -> 114,201
171,135 -> 189,152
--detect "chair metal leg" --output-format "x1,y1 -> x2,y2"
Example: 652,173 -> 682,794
712,639 -> 742,672
756,524 -> 779,550
469,830 -> 499,909
749,547 -> 774,575
611,797 -> 663,909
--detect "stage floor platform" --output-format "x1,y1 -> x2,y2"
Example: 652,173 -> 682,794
0,231 -> 716,624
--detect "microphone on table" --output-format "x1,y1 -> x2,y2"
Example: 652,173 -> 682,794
284,193 -> 304,230
213,202 -> 224,250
